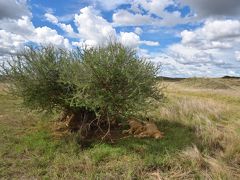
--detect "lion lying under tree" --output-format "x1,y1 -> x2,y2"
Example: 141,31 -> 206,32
123,118 -> 164,139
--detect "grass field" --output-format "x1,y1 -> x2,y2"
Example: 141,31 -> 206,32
0,78 -> 240,179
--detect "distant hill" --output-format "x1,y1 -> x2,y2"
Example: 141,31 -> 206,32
222,76 -> 240,79
158,76 -> 240,90
158,76 -> 240,80
157,76 -> 185,81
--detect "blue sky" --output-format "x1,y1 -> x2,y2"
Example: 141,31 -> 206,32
0,0 -> 240,77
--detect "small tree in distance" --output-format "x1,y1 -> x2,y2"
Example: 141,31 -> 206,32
2,42 -> 163,138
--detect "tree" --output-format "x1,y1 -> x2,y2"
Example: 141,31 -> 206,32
2,42 -> 163,138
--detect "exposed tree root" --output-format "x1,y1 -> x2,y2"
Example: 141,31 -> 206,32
53,108 -> 119,140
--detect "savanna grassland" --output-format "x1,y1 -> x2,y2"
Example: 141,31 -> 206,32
0,78 -> 240,179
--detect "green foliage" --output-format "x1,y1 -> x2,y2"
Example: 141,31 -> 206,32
67,43 -> 162,117
2,42 -> 162,120
2,46 -> 76,111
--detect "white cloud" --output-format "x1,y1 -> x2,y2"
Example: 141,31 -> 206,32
72,40 -> 98,47
0,15 -> 72,56
112,9 -> 171,26
149,52 -> 237,77
119,32 -> 159,48
0,4 -> 161,57
141,40 -> 159,46
73,7 -> 159,48
135,0 -> 174,17
134,27 -> 143,35
112,0 -> 191,26
180,19 -> 240,50
168,44 -> 213,64
113,9 -> 157,26
45,13 -> 58,24
0,30 -> 26,55
201,20 -> 240,40
33,27 -> 71,49
59,24 -> 75,35
119,32 -> 140,48
0,16 -> 34,36
44,13 -> 76,37
0,2 -> 73,62
0,16 -> 33,55
150,53 -> 193,77
181,30 -> 197,44
74,6 -> 116,46
148,19 -> 240,77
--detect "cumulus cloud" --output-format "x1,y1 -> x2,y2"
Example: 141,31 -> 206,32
0,0 -> 31,20
44,13 -> 76,37
200,20 -> 240,40
101,0 -> 240,25
168,44 -> 214,64
149,19 -> 240,77
0,16 -> 33,55
0,24 -> 71,53
93,0 -> 240,27
73,6 -> 159,48
0,30 -> 26,55
0,3 -> 160,57
111,0 -> 240,27
112,10 -> 158,26
112,0 -> 192,26
33,27 -> 71,49
119,32 -> 159,48
135,0 -> 174,17
151,54 -> 200,77
0,15 -> 72,56
0,16 -> 34,36
119,32 -> 140,48
180,19 -> 240,49
150,51 -> 240,77
74,6 -> 116,46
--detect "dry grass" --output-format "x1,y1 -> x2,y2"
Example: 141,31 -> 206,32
144,79 -> 240,179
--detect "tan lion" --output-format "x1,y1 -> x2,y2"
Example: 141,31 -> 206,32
123,118 -> 164,139
122,118 -> 145,135
137,122 -> 164,139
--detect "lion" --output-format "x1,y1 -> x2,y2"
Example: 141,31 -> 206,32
123,118 -> 164,139
122,118 -> 145,135
137,122 -> 164,139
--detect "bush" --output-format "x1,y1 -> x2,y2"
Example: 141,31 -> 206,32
1,42 -> 163,136
2,46 -> 77,111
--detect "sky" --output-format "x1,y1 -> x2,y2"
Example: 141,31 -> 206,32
0,0 -> 240,77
